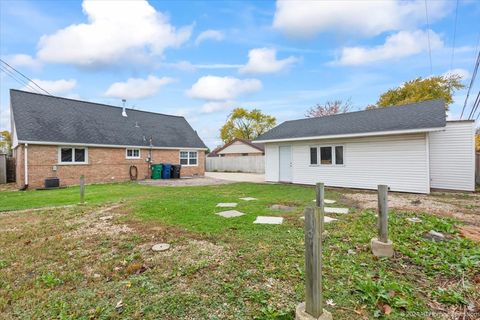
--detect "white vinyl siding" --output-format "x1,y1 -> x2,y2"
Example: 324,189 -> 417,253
264,134 -> 430,193
428,121 -> 475,191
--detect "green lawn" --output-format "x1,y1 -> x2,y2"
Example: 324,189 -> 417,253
0,182 -> 479,319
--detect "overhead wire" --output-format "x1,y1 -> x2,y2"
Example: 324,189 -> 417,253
0,59 -> 51,95
467,90 -> 479,120
0,65 -> 42,94
460,50 -> 480,119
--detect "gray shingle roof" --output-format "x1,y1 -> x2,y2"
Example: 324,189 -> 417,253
10,89 -> 207,149
255,99 -> 446,142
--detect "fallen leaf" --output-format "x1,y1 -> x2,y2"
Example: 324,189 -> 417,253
383,304 -> 392,315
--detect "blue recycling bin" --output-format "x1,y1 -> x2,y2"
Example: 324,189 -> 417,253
162,163 -> 172,179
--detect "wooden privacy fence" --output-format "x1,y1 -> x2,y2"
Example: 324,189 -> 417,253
0,154 -> 6,184
206,156 -> 265,173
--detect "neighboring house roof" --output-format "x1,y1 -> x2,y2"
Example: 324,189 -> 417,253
214,138 -> 264,154
207,146 -> 221,157
10,89 -> 207,149
255,99 -> 446,142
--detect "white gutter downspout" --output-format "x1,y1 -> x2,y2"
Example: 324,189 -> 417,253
24,143 -> 28,187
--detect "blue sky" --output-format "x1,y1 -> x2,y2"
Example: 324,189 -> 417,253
1,0 -> 479,148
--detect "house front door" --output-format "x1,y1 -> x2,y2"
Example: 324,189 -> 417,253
279,145 -> 292,182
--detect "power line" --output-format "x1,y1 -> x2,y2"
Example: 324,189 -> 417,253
0,65 -> 42,94
460,50 -> 480,119
450,0 -> 459,69
424,0 -> 433,74
0,59 -> 51,95
467,90 -> 479,120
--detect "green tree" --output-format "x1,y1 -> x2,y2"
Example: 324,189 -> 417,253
220,108 -> 276,143
371,75 -> 464,110
0,130 -> 11,154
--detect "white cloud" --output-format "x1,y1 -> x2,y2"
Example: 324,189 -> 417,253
159,60 -> 241,72
443,68 -> 470,80
186,76 -> 262,101
195,29 -> 224,45
239,48 -> 298,74
37,0 -> 192,66
201,101 -> 235,113
273,0 -> 449,38
22,79 -> 77,95
337,30 -> 443,65
5,54 -> 41,69
104,75 -> 175,100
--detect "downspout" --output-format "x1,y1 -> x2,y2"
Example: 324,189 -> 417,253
20,143 -> 29,190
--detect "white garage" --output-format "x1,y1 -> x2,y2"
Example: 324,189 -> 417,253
255,100 -> 475,193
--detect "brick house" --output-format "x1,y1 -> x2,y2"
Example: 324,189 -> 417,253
10,89 -> 207,189
208,138 -> 264,157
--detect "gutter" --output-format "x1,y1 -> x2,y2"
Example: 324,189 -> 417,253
16,140 -> 208,151
22,143 -> 28,190
253,127 -> 445,143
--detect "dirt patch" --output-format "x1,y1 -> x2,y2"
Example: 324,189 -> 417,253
459,225 -> 480,242
344,191 -> 480,226
65,203 -> 132,238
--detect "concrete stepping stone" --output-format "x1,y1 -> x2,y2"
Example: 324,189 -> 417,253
216,210 -> 245,218
300,216 -> 337,223
240,197 -> 257,201
253,216 -> 284,225
424,230 -> 445,242
151,243 -> 170,252
324,207 -> 349,214
216,203 -> 237,208
407,217 -> 422,223
312,199 -> 336,204
270,204 -> 295,211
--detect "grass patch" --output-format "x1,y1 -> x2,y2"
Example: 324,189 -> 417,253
0,182 -> 478,319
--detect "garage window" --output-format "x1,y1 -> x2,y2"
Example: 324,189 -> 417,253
310,147 -> 318,165
320,146 -> 332,164
335,146 -> 344,165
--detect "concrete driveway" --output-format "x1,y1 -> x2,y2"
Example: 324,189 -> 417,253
205,172 -> 265,183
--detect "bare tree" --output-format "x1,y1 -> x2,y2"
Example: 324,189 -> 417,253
305,99 -> 352,118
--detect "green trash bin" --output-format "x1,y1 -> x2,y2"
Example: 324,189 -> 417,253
151,164 -> 163,179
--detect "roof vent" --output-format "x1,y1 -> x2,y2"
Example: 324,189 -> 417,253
121,99 -> 127,117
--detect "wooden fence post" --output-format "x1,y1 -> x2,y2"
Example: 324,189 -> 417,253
377,184 -> 388,243
296,183 -> 332,319
371,184 -> 393,258
79,175 -> 85,204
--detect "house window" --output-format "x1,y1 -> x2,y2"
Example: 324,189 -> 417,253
59,147 -> 87,164
320,146 -> 332,164
180,150 -> 198,166
310,147 -> 318,165
335,146 -> 344,165
242,153 -> 248,156
126,148 -> 140,159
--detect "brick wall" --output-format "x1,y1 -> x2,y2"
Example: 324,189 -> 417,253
15,144 -> 205,189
